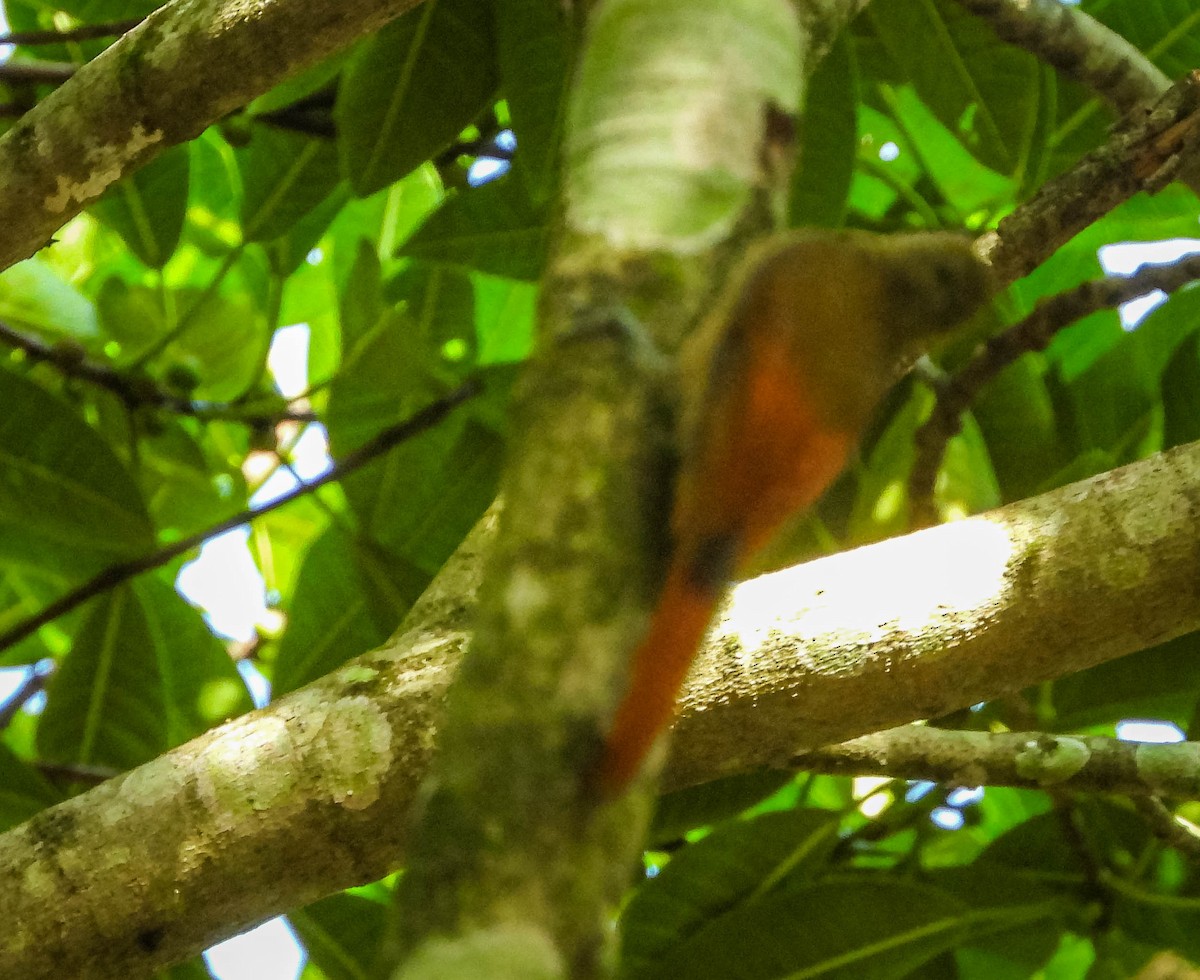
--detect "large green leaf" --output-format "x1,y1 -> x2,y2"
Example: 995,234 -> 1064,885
0,739 -> 62,832
494,0 -> 575,204
291,892 -> 389,980
37,578 -> 252,770
972,355 -> 1062,502
336,0 -> 499,196
0,370 -> 154,571
866,0 -> 1041,177
633,879 -> 972,980
621,809 -> 839,978
90,144 -> 189,268
401,167 -> 549,281
271,528 -> 425,696
1052,632 -> 1200,732
238,127 -> 343,243
96,280 -> 270,402
0,259 -> 98,340
791,32 -> 857,229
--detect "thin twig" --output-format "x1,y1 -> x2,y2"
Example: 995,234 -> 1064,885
909,251 -> 1200,523
1134,796 -> 1200,861
0,378 -> 483,656
0,318 -> 318,423
0,17 -> 143,47
36,761 -> 119,786
0,61 -> 76,83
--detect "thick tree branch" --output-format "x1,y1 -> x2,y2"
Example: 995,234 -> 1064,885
3,440 -> 1199,976
0,0 -> 423,273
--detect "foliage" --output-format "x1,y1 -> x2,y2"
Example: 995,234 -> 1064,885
1,0 -> 1200,977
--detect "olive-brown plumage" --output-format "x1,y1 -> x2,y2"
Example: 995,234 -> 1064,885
594,231 -> 992,797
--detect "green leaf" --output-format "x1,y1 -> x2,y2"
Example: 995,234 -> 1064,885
972,355 -> 1061,502
494,0 -> 575,204
336,0 -> 499,196
0,739 -> 62,832
866,0 -> 1041,176
291,892 -> 389,980
238,128 -> 343,243
38,579 -> 252,770
928,867 -> 1066,979
791,33 -> 857,228
97,280 -> 270,402
1161,333 -> 1200,450
621,809 -> 839,978
387,260 -> 478,364
472,272 -> 537,365
0,370 -> 155,572
0,259 -> 98,340
1053,632 -> 1200,732
632,879 -> 971,980
272,529 -> 426,696
649,771 -> 796,846
401,168 -> 549,281
90,144 -> 189,268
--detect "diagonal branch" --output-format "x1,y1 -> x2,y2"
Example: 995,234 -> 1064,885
3,438 -> 1199,976
0,0 -> 424,273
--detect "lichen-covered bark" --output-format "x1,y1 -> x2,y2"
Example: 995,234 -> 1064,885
3,442 -> 1200,976
0,0 -> 420,273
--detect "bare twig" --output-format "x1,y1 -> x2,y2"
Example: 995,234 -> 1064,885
0,61 -> 76,83
909,251 -> 1200,522
1133,795 -> 1200,861
791,724 -> 1200,798
0,18 -> 143,47
0,318 -> 318,423
0,378 -> 482,656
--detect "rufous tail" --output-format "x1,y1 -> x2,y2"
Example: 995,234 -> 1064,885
593,563 -> 721,798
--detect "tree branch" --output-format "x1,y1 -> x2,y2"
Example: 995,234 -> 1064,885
0,318 -> 318,422
952,0 -> 1169,115
978,70 -> 1200,284
0,0 -> 424,273
4,438 -> 1199,976
909,250 -> 1200,521
791,725 -> 1200,799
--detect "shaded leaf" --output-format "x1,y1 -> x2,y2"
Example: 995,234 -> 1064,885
0,739 -> 62,832
494,0 -> 574,204
91,144 -> 189,268
336,0 -> 499,196
38,579 -> 251,770
634,879 -> 972,980
401,167 -> 549,280
621,809 -> 839,978
0,370 -> 154,572
791,32 -> 857,229
238,127 -> 343,243
272,529 -> 425,696
291,891 -> 389,980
